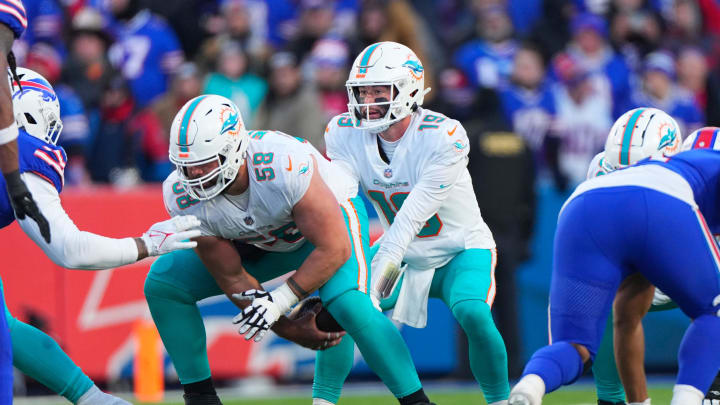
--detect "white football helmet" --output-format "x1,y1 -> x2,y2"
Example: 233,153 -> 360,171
169,94 -> 249,200
602,107 -> 682,172
681,127 -> 720,151
9,67 -> 63,145
346,41 -> 430,133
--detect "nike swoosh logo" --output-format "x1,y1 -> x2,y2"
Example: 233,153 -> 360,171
286,157 -> 293,171
447,125 -> 457,136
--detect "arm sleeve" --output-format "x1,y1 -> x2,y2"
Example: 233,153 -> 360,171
17,173 -> 139,269
375,157 -> 466,265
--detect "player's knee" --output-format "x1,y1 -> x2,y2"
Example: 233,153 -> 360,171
144,275 -> 194,305
325,290 -> 375,333
451,299 -> 495,339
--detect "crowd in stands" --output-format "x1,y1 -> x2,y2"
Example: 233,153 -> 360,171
11,0 -> 720,188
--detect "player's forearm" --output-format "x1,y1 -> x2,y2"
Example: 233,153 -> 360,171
290,243 -> 350,299
0,25 -> 15,133
0,140 -> 20,175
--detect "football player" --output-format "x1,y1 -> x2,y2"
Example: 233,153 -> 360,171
583,107 -> 682,405
144,94 -> 433,405
3,67 -> 200,405
0,1 -> 56,400
314,41 -> 510,405
509,147 -> 720,403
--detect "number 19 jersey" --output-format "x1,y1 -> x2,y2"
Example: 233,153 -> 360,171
325,108 -> 495,270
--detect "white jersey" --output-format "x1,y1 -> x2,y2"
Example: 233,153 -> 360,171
325,108 -> 495,270
163,130 -> 357,253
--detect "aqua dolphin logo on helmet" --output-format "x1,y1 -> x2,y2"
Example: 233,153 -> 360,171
658,127 -> 678,150
402,60 -> 424,80
221,111 -> 239,135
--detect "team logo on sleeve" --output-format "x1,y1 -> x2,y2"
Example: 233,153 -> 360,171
453,140 -> 468,153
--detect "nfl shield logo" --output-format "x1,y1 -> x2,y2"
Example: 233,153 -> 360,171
384,168 -> 393,178
244,216 -> 254,225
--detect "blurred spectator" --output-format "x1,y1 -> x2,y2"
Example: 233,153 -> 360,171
552,53 -> 613,186
499,43 -> 556,157
310,37 -> 350,122
563,12 -> 632,118
412,0 -> 475,54
677,46 -> 709,112
630,51 -> 703,135
13,0 -> 65,63
197,0 -> 270,73
351,0 -> 436,97
143,0 -> 212,58
453,5 -> 517,89
26,43 -> 92,186
108,0 -> 184,108
286,0 -> 336,65
204,41 -> 267,127
664,0 -> 702,50
151,62 -> 204,137
127,107 -> 172,183
255,52 -> 326,151
707,68 -> 720,126
608,0 -> 664,69
87,77 -> 137,184
527,0 -> 575,62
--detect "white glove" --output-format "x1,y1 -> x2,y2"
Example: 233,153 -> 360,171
232,283 -> 299,342
652,288 -> 673,307
371,256 -> 403,300
140,215 -> 202,256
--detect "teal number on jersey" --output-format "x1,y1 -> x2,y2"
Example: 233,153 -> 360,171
172,181 -> 199,210
255,167 -> 275,181
367,190 -> 442,238
269,222 -> 303,244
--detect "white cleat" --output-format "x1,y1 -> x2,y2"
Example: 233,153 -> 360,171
509,374 -> 545,405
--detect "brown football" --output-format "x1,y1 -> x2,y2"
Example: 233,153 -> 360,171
288,296 -> 344,332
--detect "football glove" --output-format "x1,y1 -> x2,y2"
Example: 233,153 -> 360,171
6,170 -> 50,243
140,215 -> 202,257
232,283 -> 298,342
371,256 -> 403,300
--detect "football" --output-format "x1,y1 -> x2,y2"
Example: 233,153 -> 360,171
288,296 -> 344,332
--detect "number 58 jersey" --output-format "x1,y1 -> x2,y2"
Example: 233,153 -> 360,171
325,108 -> 495,270
163,130 -> 357,253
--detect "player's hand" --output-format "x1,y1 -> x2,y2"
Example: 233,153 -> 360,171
232,289 -> 284,342
141,215 -> 202,256
274,308 -> 345,350
5,170 -> 50,243
371,256 -> 403,300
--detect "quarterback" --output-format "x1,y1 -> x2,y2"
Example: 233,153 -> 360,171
0,67 -> 200,405
144,94 -> 433,405
315,41 -> 510,405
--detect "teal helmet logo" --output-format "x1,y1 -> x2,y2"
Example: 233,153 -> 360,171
658,127 -> 677,150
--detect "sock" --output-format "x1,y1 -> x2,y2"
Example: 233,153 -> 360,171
8,317 -> 93,403
144,276 -> 212,384
312,399 -> 335,405
452,300 -> 510,403
398,388 -> 429,404
522,341 -> 584,393
313,334 -> 354,404
489,401 -> 509,405
671,384 -> 703,405
183,377 -> 217,396
628,399 -> 651,405
76,385 -> 130,405
677,314 -> 720,393
593,315 -> 626,403
326,290 -> 422,398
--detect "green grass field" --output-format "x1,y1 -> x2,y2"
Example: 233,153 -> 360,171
140,385 -> 674,405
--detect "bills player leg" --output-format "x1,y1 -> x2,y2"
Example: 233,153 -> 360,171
428,248 -> 510,404
635,192 -> 720,404
510,189 -> 644,405
144,249 -> 301,405
317,197 -> 426,404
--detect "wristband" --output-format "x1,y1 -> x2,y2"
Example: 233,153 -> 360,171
0,122 -> 18,145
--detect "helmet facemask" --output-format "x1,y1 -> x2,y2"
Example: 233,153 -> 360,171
172,140 -> 246,201
15,97 -> 63,145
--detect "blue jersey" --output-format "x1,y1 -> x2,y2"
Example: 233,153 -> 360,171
0,0 -> 27,38
637,149 -> 720,235
0,130 -> 65,229
453,39 -> 517,89
19,0 -> 62,48
499,82 -> 556,149
630,86 -> 704,136
109,10 -> 183,108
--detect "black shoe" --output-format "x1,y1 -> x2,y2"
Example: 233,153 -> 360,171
707,371 -> 720,400
183,393 -> 223,405
597,400 -> 625,405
